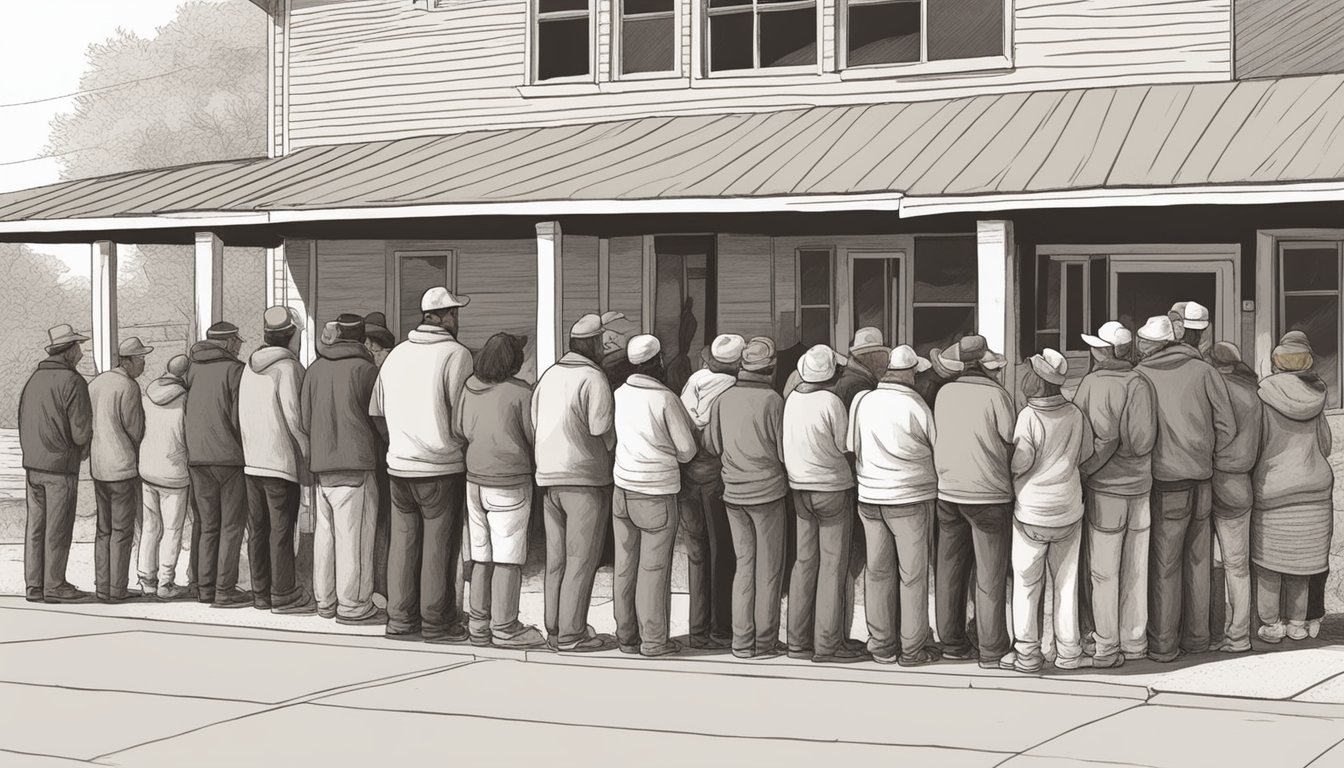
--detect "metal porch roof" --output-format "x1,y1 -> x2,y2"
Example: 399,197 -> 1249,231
1,73 -> 1342,229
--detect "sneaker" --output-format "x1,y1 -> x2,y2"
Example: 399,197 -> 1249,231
156,583 -> 192,601
940,645 -> 977,661
424,625 -> 470,644
1214,639 -> 1251,654
812,646 -> 870,664
211,588 -> 253,609
317,606 -> 337,619
1123,650 -> 1148,661
493,626 -> 547,649
1287,621 -> 1309,641
871,651 -> 900,665
896,648 -> 942,667
642,641 -> 681,658
732,648 -> 755,659
43,584 -> 91,603
787,647 -> 814,660
139,582 -> 158,597
558,636 -> 605,652
1308,619 -> 1322,639
1054,654 -> 1094,671
1091,653 -> 1125,669
1006,653 -> 1044,674
752,645 -> 785,660
1257,622 -> 1286,644
336,609 -> 388,626
620,643 -> 642,655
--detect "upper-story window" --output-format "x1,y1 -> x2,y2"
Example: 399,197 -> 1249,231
841,0 -> 1005,69
706,0 -> 818,74
618,0 -> 679,77
534,0 -> 591,81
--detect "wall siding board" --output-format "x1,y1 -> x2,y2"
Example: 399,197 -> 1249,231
562,235 -> 601,338
717,235 -> 775,340
608,236 -> 644,326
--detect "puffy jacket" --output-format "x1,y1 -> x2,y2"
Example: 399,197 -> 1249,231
183,341 -> 245,467
369,326 -> 472,478
613,374 -> 698,496
1137,343 -> 1235,484
240,346 -> 307,483
140,376 -> 189,488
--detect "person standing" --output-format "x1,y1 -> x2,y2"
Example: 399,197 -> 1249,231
679,333 -> 743,649
1208,342 -> 1262,653
1002,350 -> 1094,672
1074,321 -> 1156,668
1135,313 -> 1234,661
139,354 -> 193,600
705,336 -> 788,659
932,335 -> 1015,669
20,325 -> 93,603
370,288 -> 473,643
240,307 -> 313,614
456,332 -> 545,648
1252,337 -> 1333,643
362,311 -> 396,605
847,346 -> 940,666
185,322 -> 250,608
88,337 -> 151,601
532,314 -> 616,652
783,345 -> 865,664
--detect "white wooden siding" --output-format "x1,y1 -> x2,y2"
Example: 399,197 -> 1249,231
284,0 -> 1232,148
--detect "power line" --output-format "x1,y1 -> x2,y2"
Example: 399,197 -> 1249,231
0,67 -> 200,110
0,147 -> 95,167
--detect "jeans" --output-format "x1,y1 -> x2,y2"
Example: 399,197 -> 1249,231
788,489 -> 854,657
613,488 -> 680,653
935,501 -> 1013,662
24,470 -> 79,597
316,471 -> 379,620
94,478 -> 140,598
725,499 -> 787,655
543,485 -> 611,646
1086,490 -> 1151,659
1012,520 -> 1082,666
139,482 -> 190,588
189,465 -> 247,601
860,501 -> 934,659
1257,566 -> 1309,624
680,474 -> 734,641
388,473 -> 464,638
1148,481 -> 1212,660
1212,511 -> 1251,649
246,475 -> 303,607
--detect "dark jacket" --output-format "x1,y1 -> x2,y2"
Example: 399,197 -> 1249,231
302,340 -> 381,475
600,349 -> 634,391
19,356 -> 92,474
1212,365 -> 1263,514
831,362 -> 877,409
457,376 -> 535,488
1136,343 -> 1235,484
184,341 -> 245,467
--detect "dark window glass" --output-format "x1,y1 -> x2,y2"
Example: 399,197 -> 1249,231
622,16 -> 676,73
847,1 -> 920,67
399,255 -> 449,342
1034,331 -> 1060,357
709,11 -> 754,71
1282,246 -> 1340,292
852,259 -> 887,333
1037,258 -> 1060,329
1064,263 -> 1086,352
798,250 -> 831,306
800,307 -> 832,346
709,0 -> 751,7
914,236 -> 977,302
537,17 -> 589,80
625,0 -> 673,13
1089,255 -> 1108,334
927,0 -> 1003,60
539,0 -> 588,12
912,305 -> 976,358
760,7 -> 817,67
1283,294 -> 1341,408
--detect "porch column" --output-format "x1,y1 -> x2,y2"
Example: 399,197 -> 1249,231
194,231 -> 225,340
977,220 -> 1017,392
536,221 -> 563,373
90,241 -> 118,374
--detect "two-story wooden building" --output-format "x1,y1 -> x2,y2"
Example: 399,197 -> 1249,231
2,0 -> 1344,402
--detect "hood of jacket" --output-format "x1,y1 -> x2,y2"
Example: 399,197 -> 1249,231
1259,372 -> 1328,422
190,340 -> 237,364
319,340 -> 373,362
622,373 -> 670,392
145,376 -> 186,406
465,375 -> 527,395
407,325 -> 456,345
1139,343 -> 1202,371
249,345 -> 296,373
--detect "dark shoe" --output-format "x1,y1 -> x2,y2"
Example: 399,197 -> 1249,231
787,647 -> 814,660
493,626 -> 548,649
385,629 -> 423,642
272,594 -> 317,615
688,634 -> 730,650
253,599 -> 273,611
1146,649 -> 1180,663
156,583 -> 193,601
211,588 -> 253,609
871,651 -> 900,665
813,647 -> 870,664
732,648 -> 755,659
642,640 -> 681,657
559,636 -> 606,652
897,648 -> 943,667
939,645 -> 976,661
424,625 -> 471,644
97,591 -> 138,603
620,643 -> 642,655
337,609 -> 388,626
470,634 -> 493,647
25,588 -> 44,603
753,642 -> 787,660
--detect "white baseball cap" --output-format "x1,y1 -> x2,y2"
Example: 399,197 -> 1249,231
1182,301 -> 1210,330
798,344 -> 837,383
1137,315 -> 1175,342
887,345 -> 932,372
626,334 -> 661,365
421,286 -> 470,313
1080,320 -> 1134,349
711,334 -> 746,364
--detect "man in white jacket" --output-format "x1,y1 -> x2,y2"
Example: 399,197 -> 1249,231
370,287 -> 474,643
612,335 -> 699,657
240,307 -> 314,614
847,346 -> 941,667
139,355 -> 193,600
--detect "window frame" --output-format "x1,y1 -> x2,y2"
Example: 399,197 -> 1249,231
1277,239 -> 1343,408
1035,254 -> 1089,354
615,0 -> 683,79
388,249 -> 457,340
836,0 -> 1013,77
528,0 -> 598,85
795,247 -> 836,346
703,0 -> 821,77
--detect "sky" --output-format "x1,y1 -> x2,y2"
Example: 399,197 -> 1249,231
0,1 -> 193,277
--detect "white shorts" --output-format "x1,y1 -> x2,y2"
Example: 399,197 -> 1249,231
466,482 -> 533,565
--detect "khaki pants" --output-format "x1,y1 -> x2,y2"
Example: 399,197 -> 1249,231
1012,520 -> 1082,666
860,500 -> 933,659
1212,512 -> 1252,649
316,471 -> 379,620
139,482 -> 190,589
1086,491 -> 1150,659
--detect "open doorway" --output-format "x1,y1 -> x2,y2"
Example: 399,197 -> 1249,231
651,235 -> 717,393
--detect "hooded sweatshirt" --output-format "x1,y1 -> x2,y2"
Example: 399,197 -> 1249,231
19,356 -> 92,475
1011,395 -> 1093,527
88,367 -> 146,482
531,351 -> 615,487
680,367 -> 735,485
303,340 -> 381,476
933,373 -> 1015,505
240,346 -> 308,483
184,341 -> 245,467
1212,366 -> 1263,513
782,383 -> 854,493
369,325 -> 472,478
705,371 -> 787,506
613,374 -> 698,496
847,382 -> 937,506
457,376 -> 535,488
140,376 -> 189,488
1073,359 -> 1156,497
1137,343 -> 1235,484
1254,373 -> 1333,511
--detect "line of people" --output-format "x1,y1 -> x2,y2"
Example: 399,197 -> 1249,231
19,291 -> 1335,671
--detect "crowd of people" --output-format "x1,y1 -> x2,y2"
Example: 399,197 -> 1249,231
17,288 -> 1336,671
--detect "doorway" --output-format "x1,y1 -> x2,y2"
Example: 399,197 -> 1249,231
1109,258 -> 1236,343
651,235 -> 717,392
847,251 -> 907,350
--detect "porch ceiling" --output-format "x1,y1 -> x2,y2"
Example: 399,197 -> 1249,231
1,73 -> 1343,234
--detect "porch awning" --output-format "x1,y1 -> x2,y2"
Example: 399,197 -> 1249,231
2,72 -> 1343,234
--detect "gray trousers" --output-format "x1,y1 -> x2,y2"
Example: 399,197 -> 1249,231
1257,566 -> 1309,624
612,488 -> 680,653
24,470 -> 79,597
94,478 -> 141,598
1148,481 -> 1212,660
543,485 -> 611,646
788,489 -> 854,657
860,500 -> 934,659
725,499 -> 787,655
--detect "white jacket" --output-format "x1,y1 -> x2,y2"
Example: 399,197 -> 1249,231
370,325 -> 472,478
680,368 -> 735,429
847,383 -> 937,506
140,376 -> 189,489
782,385 -> 854,493
240,346 -> 308,483
613,374 -> 698,496
1011,395 -> 1094,527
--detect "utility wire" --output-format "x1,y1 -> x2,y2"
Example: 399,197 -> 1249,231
0,66 -> 200,109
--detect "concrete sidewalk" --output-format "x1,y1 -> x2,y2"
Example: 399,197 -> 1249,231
2,600 -> 1344,767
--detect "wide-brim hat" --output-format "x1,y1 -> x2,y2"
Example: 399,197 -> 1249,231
117,337 -> 154,358
1030,349 -> 1068,385
849,326 -> 887,356
45,323 -> 88,353
887,345 -> 932,373
931,347 -> 964,375
364,312 -> 395,348
954,334 -> 1007,368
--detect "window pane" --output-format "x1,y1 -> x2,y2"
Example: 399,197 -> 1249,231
622,16 -> 675,73
913,306 -> 976,358
927,0 -> 1004,60
760,6 -> 817,67
800,307 -> 832,346
1037,258 -> 1060,329
798,250 -> 831,306
537,17 -> 589,79
1282,246 -> 1340,292
1283,294 -> 1341,408
625,0 -> 673,13
709,11 -> 754,71
914,236 -> 977,302
709,0 -> 750,7
1064,263 -> 1086,352
846,0 -> 919,66
539,0 -> 587,13
852,259 -> 888,335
